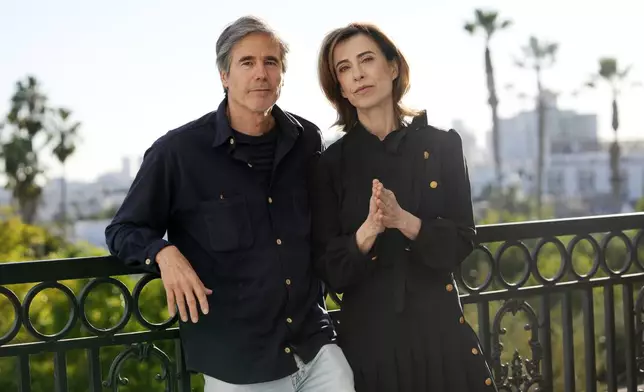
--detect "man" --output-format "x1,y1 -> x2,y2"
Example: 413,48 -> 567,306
105,15 -> 354,392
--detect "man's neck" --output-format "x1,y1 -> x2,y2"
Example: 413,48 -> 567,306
356,99 -> 398,140
227,102 -> 275,137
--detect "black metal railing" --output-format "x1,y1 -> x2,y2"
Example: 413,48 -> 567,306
1,213 -> 643,391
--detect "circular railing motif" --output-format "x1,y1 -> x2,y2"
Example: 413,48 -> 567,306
22,281 -> 79,342
78,277 -> 133,336
0,286 -> 22,345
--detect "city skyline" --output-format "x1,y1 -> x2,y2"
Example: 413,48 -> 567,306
1,0 -> 642,182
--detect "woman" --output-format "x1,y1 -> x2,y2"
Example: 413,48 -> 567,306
311,23 -> 498,392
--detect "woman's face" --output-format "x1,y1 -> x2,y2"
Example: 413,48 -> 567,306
332,34 -> 398,112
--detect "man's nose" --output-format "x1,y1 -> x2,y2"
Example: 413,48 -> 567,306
254,64 -> 268,79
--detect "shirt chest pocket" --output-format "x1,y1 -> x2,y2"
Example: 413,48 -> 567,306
199,195 -> 254,252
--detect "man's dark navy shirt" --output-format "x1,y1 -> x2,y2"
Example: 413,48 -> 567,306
105,98 -> 335,384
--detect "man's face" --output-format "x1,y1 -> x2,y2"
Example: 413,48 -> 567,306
220,33 -> 284,115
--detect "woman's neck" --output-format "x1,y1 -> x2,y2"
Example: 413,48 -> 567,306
356,101 -> 398,140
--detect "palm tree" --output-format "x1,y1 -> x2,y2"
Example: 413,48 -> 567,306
47,107 -> 81,236
464,9 -> 512,188
585,58 -> 640,211
515,36 -> 559,218
1,76 -> 49,223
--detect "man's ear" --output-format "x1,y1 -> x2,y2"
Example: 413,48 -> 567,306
220,70 -> 229,91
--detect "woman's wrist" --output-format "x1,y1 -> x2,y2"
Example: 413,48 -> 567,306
398,210 -> 422,240
356,221 -> 378,254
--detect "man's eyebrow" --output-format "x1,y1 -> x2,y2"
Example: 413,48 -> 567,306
237,55 -> 280,63
238,55 -> 255,63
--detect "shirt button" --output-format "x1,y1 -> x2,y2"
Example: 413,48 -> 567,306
229,138 -> 235,145
284,347 -> 291,354
145,258 -> 151,265
276,239 -> 282,245
247,162 -> 253,168
286,317 -> 293,324
285,279 -> 292,286
268,197 -> 273,204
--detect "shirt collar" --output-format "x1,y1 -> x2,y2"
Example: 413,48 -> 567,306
348,110 -> 429,153
410,110 -> 428,129
211,97 -> 302,148
387,110 -> 429,152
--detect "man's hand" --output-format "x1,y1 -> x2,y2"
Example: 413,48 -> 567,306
156,245 -> 212,323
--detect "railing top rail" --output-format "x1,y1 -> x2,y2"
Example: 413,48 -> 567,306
475,211 -> 643,243
1,212 -> 642,285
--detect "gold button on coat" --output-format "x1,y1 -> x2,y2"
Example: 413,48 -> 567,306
472,348 -> 479,355
445,284 -> 454,292
485,378 -> 492,386
284,347 -> 291,354
430,181 -> 438,189
459,316 -> 465,324
423,151 -> 429,159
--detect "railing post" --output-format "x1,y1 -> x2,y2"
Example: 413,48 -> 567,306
539,294 -> 553,391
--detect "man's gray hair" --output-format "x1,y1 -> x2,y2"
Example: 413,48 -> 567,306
216,16 -> 289,74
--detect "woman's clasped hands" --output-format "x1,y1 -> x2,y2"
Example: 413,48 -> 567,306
371,179 -> 406,230
370,179 -> 422,241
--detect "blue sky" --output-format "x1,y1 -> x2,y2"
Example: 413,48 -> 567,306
1,0 -> 641,181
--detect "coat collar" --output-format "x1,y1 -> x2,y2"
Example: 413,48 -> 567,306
347,110 -> 428,153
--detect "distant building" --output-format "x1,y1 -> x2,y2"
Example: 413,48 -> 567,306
36,156 -> 135,223
548,141 -> 644,213
452,119 -> 486,166
489,91 -> 599,176
470,91 -> 644,213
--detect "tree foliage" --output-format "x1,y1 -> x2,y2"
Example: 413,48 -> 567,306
0,76 -> 81,225
464,9 -> 512,189
0,209 -> 205,391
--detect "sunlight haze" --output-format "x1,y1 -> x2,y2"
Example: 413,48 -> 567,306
1,0 -> 641,181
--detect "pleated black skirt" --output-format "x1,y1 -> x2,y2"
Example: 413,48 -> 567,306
334,269 -> 498,392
